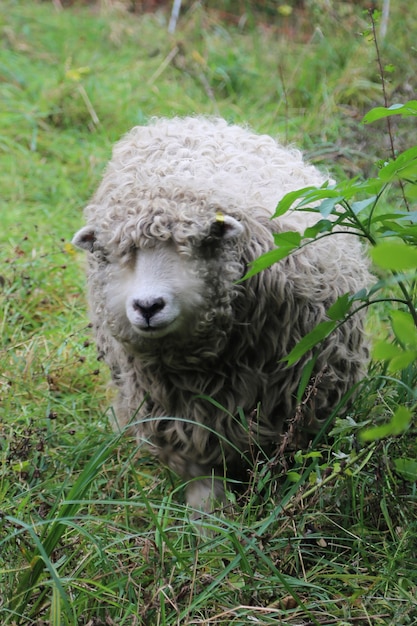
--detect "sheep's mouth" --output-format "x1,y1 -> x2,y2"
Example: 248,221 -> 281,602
131,320 -> 178,339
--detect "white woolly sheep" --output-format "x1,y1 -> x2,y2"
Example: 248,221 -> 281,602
72,116 -> 370,511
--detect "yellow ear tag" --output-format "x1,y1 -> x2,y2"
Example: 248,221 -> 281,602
216,211 -> 225,223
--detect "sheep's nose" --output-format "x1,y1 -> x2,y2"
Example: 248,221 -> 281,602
132,297 -> 166,324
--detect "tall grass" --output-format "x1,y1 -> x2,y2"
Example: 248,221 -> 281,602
1,1 -> 416,624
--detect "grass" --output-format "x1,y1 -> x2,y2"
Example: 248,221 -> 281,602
1,1 -> 416,624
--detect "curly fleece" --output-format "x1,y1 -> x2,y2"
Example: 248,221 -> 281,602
73,116 -> 371,509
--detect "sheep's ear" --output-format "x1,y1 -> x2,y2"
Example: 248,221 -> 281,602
222,215 -> 244,239
209,213 -> 244,240
72,226 -> 97,252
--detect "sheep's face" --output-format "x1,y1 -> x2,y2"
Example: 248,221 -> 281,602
72,213 -> 246,348
111,242 -> 205,339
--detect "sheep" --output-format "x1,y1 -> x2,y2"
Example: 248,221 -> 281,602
72,116 -> 371,511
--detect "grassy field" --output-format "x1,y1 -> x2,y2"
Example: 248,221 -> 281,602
1,1 -> 416,624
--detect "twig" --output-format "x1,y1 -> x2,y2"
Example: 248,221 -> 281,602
168,0 -> 182,34
77,84 -> 100,127
148,46 -> 180,85
369,9 -> 394,157
369,9 -> 410,211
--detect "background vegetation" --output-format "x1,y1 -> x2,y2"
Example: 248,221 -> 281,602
1,1 -> 416,624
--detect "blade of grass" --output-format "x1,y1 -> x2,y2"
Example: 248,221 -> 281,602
9,432 -> 123,621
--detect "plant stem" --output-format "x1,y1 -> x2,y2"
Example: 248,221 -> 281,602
369,9 -> 410,211
397,279 -> 417,327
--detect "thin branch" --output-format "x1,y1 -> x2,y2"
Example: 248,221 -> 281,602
369,9 -> 394,157
369,9 -> 410,211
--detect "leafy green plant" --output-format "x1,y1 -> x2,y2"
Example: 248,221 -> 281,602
247,98 -> 417,444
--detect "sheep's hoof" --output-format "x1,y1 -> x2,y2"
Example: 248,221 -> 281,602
186,477 -> 227,518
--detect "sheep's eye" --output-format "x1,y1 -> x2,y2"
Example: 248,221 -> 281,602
120,245 -> 138,265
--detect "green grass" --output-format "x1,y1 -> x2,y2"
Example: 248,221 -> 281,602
1,1 -> 416,624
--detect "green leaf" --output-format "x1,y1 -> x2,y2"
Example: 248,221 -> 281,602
360,406 -> 412,441
405,183 -> 417,200
378,146 -> 417,182
302,451 -> 323,459
377,220 -> 417,241
273,184 -> 338,218
244,236 -> 301,279
350,196 -> 377,215
352,177 -> 385,195
273,186 -> 319,217
243,231 -> 302,279
317,196 -> 343,218
283,320 -> 337,366
296,354 -> 318,403
362,100 -> 417,124
50,583 -> 61,626
387,350 -> 417,373
287,471 -> 302,482
372,211 -> 417,225
371,242 -> 417,271
391,310 -> 417,347
394,457 -> 417,482
273,231 -> 302,248
354,288 -> 369,301
327,293 -> 353,321
372,340 -> 403,361
303,219 -> 334,239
